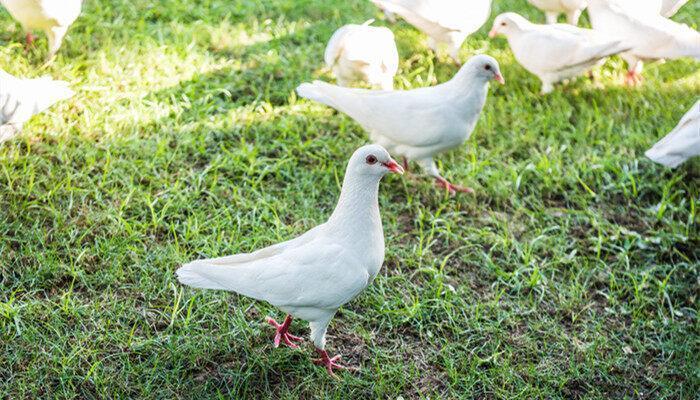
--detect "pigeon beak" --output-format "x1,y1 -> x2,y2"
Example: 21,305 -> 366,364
382,159 -> 404,174
488,29 -> 497,38
494,73 -> 505,85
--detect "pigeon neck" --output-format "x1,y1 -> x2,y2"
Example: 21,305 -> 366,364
327,172 -> 381,229
451,68 -> 488,92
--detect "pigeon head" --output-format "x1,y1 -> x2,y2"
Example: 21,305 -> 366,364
489,13 -> 530,38
347,144 -> 404,178
461,54 -> 505,85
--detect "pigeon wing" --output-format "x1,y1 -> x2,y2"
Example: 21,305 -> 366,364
517,25 -> 629,72
297,81 -> 453,147
177,229 -> 371,310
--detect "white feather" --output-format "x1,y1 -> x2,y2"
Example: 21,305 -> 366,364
0,69 -> 74,142
324,21 -> 399,90
645,100 -> 700,168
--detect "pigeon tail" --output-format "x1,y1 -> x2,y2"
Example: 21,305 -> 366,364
39,78 -> 75,109
296,81 -> 341,109
176,261 -> 230,291
644,147 -> 684,168
0,124 -> 21,143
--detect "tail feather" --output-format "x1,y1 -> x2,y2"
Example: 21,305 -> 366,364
29,78 -> 75,114
39,78 -> 75,106
296,81 -> 339,109
0,124 -> 21,143
644,147 -> 684,168
176,261 -> 230,290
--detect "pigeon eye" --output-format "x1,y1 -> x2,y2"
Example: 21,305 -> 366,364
501,22 -> 506,26
484,65 -> 491,71
366,155 -> 377,165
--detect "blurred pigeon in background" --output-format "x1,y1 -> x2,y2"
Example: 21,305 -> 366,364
489,12 -> 629,93
325,20 -> 399,90
1,0 -> 82,59
587,0 -> 700,85
370,0 -> 492,63
526,0 -> 588,25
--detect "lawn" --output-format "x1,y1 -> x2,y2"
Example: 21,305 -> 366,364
1,0 -> 698,398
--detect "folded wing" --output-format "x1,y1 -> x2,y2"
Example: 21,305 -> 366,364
177,228 -> 370,310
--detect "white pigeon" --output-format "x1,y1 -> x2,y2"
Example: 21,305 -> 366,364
324,20 -> 399,90
369,0 -> 492,63
587,0 -> 700,84
176,144 -> 404,376
0,0 -> 83,58
297,55 -> 504,194
0,69 -> 74,143
645,100 -> 700,168
489,13 -> 630,94
526,0 -> 588,25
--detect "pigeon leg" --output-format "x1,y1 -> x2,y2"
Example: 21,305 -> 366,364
416,158 -> 473,195
567,9 -> 582,25
540,81 -> 555,95
383,9 -> 396,23
435,176 -> 474,195
266,315 -> 304,349
312,348 -> 356,377
624,70 -> 643,86
545,12 -> 558,24
0,124 -> 21,143
24,32 -> 36,52
402,157 -> 409,172
623,59 -> 644,86
448,44 -> 462,66
426,37 -> 439,55
379,76 -> 394,91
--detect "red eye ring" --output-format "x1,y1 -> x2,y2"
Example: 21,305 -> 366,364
366,155 -> 377,165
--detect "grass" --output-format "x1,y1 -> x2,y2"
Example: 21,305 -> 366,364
0,0 -> 698,398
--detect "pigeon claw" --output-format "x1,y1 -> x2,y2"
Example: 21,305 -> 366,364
624,70 -> 643,86
266,315 -> 303,349
435,177 -> 474,195
25,32 -> 36,52
313,348 -> 356,377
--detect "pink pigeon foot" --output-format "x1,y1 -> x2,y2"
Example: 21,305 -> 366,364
625,70 -> 643,86
266,315 -> 303,349
435,177 -> 474,195
25,32 -> 36,52
313,348 -> 355,377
